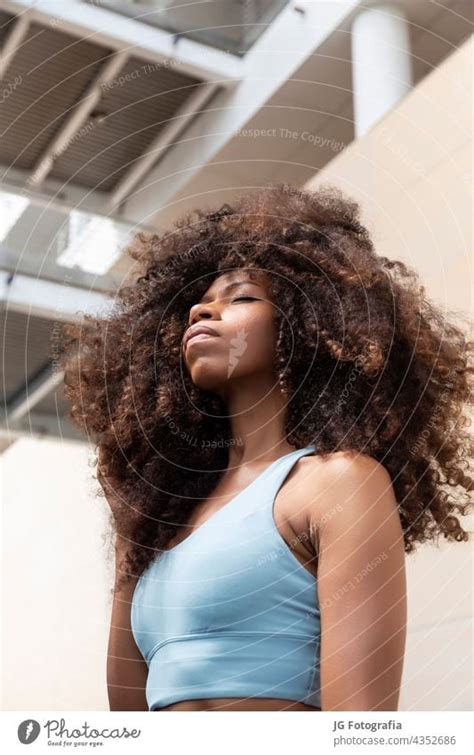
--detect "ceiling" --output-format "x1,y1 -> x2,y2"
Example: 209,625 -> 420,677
88,0 -> 290,55
0,0 -> 472,451
146,0 -> 473,228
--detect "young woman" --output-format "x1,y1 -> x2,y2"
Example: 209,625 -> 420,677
59,183 -> 472,712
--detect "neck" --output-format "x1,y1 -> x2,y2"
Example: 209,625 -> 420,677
223,373 -> 296,467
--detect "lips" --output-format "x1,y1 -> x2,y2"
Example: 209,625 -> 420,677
183,324 -> 220,349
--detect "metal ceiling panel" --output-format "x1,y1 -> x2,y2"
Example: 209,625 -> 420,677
49,55 -> 203,191
0,21 -> 111,171
0,10 -> 16,45
33,379 -> 69,417
0,309 -> 55,405
1,309 -> 56,404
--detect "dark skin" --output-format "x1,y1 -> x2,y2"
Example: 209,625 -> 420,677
107,270 -> 407,711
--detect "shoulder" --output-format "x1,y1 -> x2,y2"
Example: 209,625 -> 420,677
299,449 -> 393,496
298,450 -> 401,544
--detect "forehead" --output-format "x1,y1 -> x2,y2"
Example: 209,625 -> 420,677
204,269 -> 268,294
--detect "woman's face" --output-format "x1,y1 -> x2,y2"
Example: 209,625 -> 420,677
182,270 -> 278,395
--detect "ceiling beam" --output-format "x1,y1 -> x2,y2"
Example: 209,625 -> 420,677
3,0 -> 242,85
29,50 -> 129,187
3,362 -> 64,423
0,169 -> 159,230
0,165 -> 113,219
0,270 -> 113,321
108,81 -> 220,211
0,11 -> 30,79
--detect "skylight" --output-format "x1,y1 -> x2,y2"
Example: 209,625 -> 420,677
56,211 -> 132,276
0,191 -> 30,243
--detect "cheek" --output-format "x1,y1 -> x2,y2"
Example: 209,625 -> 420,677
227,308 -> 276,370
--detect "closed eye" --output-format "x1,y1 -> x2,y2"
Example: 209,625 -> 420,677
231,296 -> 260,302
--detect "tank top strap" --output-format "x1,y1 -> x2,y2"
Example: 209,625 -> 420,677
235,444 -> 317,520
262,444 -> 317,499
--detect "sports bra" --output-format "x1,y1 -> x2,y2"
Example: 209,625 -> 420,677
131,444 -> 321,710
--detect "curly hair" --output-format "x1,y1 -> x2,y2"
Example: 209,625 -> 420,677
57,183 -> 473,593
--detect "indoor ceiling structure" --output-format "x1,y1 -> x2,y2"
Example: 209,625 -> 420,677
0,0 -> 472,451
86,0 -> 291,55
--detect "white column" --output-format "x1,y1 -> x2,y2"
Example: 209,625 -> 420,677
351,3 -> 412,138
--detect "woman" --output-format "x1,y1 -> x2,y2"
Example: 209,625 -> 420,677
59,183 -> 472,712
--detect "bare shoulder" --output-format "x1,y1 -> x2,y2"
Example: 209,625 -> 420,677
297,450 -> 402,544
301,449 -> 393,489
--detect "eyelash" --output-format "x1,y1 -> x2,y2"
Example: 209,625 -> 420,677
194,295 -> 260,310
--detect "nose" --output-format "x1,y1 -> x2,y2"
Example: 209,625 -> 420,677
188,301 -> 220,326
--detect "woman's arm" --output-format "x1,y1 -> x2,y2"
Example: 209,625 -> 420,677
308,452 -> 407,711
106,540 -> 149,711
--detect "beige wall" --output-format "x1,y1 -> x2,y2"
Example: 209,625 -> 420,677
1,437 -> 111,710
306,36 -> 472,318
307,35 -> 473,711
1,38 -> 472,712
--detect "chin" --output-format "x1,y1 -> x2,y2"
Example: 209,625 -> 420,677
188,364 -> 228,394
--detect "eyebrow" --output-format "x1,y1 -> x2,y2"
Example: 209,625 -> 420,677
198,279 -> 262,304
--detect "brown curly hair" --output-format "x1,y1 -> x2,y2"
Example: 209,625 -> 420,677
57,183 -> 473,593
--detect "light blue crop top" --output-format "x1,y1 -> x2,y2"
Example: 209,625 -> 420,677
131,445 -> 321,710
